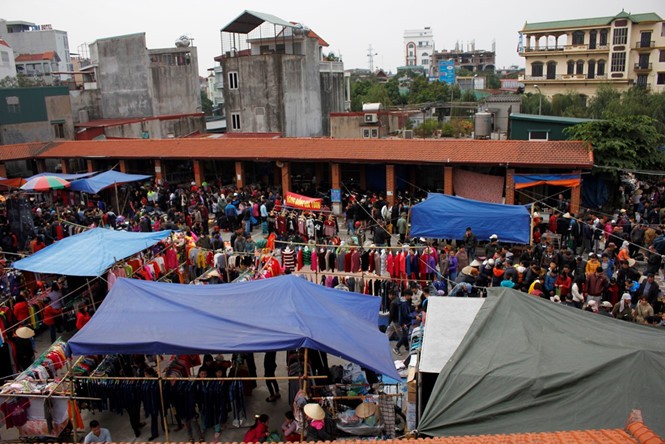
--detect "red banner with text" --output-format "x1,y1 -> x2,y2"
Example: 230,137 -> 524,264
284,192 -> 322,211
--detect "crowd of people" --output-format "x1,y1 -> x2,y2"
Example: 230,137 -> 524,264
1,172 -> 665,442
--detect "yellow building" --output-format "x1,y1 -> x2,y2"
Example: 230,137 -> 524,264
518,10 -> 664,97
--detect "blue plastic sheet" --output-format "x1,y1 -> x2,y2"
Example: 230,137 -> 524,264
410,193 -> 531,244
69,170 -> 152,194
12,228 -> 170,276
69,276 -> 400,379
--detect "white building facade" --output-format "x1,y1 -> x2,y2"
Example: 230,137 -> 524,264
403,27 -> 434,68
0,39 -> 16,80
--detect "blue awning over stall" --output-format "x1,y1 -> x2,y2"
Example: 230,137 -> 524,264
69,170 -> 152,194
12,228 -> 170,276
409,193 -> 531,244
69,276 -> 400,379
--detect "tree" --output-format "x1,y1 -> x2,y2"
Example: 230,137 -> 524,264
564,115 -> 665,177
200,90 -> 213,116
415,118 -> 441,138
0,74 -> 46,88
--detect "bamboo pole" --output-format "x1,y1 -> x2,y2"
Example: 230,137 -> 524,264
154,355 -> 170,443
530,202 -> 535,246
85,278 -> 96,311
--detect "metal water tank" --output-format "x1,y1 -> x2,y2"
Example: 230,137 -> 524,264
474,112 -> 492,139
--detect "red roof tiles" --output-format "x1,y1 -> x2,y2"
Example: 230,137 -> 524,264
0,39 -> 10,48
0,142 -> 52,161
33,138 -> 593,168
14,51 -> 57,62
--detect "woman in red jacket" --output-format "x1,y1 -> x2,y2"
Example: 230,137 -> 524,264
43,298 -> 62,343
76,306 -> 92,330
13,292 -> 30,325
243,414 -> 269,443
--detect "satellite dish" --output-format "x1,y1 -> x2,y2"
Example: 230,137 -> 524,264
175,35 -> 191,48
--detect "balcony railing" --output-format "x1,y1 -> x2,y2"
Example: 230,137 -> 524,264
634,63 -> 652,71
521,74 -> 608,81
319,61 -> 344,73
520,44 -> 609,54
635,41 -> 655,48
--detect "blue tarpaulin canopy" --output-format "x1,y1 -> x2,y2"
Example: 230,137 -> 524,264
409,193 -> 531,244
12,228 -> 170,276
69,276 -> 400,379
69,170 -> 152,194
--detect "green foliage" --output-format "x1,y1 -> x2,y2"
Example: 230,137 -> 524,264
415,118 -> 441,138
200,90 -> 213,116
551,92 -> 587,118
521,92 -> 551,115
0,74 -> 46,88
564,115 -> 665,176
441,122 -> 455,137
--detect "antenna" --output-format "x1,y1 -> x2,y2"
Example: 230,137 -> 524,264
367,44 -> 378,72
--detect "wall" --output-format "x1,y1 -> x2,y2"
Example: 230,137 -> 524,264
69,89 -> 103,123
319,70 -> 345,137
44,95 -> 74,138
94,33 -> 153,119
509,117 -> 580,140
149,47 -> 201,116
485,101 -> 521,134
0,43 -> 16,80
222,36 -> 323,137
1,121 -> 53,144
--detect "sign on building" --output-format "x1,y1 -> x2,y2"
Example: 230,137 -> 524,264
438,60 -> 455,84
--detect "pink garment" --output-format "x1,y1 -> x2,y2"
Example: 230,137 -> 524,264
387,253 -> 394,277
165,248 -> 179,270
107,271 -> 118,290
311,249 -> 318,271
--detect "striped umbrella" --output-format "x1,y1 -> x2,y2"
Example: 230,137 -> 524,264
20,175 -> 71,192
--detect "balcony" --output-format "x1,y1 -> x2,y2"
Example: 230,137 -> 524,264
319,61 -> 344,73
521,74 -> 609,82
634,63 -> 652,72
635,41 -> 655,49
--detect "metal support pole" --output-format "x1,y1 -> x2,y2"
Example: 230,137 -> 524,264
154,355 -> 170,443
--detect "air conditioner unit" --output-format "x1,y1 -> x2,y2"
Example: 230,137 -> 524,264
364,113 -> 378,123
404,130 -> 414,139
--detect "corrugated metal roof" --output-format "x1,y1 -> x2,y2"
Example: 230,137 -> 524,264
221,10 -> 298,33
31,138 -> 594,168
510,113 -> 597,124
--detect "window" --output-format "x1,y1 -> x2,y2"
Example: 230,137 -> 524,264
567,60 -> 574,75
597,60 -> 606,76
228,71 -> 238,89
588,60 -> 596,79
636,74 -> 648,87
660,50 -> 665,63
589,30 -> 597,49
529,130 -> 549,141
611,52 -> 626,72
657,72 -> 665,85
613,28 -> 627,45
231,113 -> 241,130
576,60 -> 584,75
52,122 -> 65,139
599,29 -> 608,45
546,61 -> 557,79
572,31 -> 585,45
6,96 -> 19,113
638,53 -> 650,68
0,51 -> 8,64
531,62 -> 543,77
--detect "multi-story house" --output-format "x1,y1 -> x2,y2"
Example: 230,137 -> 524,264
404,27 -> 434,70
0,19 -> 72,83
431,47 -> 496,76
218,10 -> 345,137
0,39 -> 16,80
518,10 -> 665,96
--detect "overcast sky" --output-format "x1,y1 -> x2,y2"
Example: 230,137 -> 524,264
3,0 -> 663,77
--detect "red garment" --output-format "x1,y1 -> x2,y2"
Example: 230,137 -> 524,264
243,422 -> 268,443
387,253 -> 394,278
76,311 -> 91,330
13,302 -> 29,323
43,305 -> 62,326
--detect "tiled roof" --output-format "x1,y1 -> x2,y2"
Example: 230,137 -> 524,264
0,39 -> 10,48
14,51 -> 57,62
0,142 -> 51,161
33,138 -> 593,168
522,11 -> 662,32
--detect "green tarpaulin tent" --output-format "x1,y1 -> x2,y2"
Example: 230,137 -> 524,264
419,287 -> 665,437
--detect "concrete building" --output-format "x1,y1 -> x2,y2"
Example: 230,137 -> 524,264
0,19 -> 71,83
404,27 -> 434,69
0,39 -> 16,80
69,33 -> 204,140
518,11 -> 665,96
431,47 -> 496,76
482,94 -> 523,136
207,65 -> 225,113
218,10 -> 344,137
